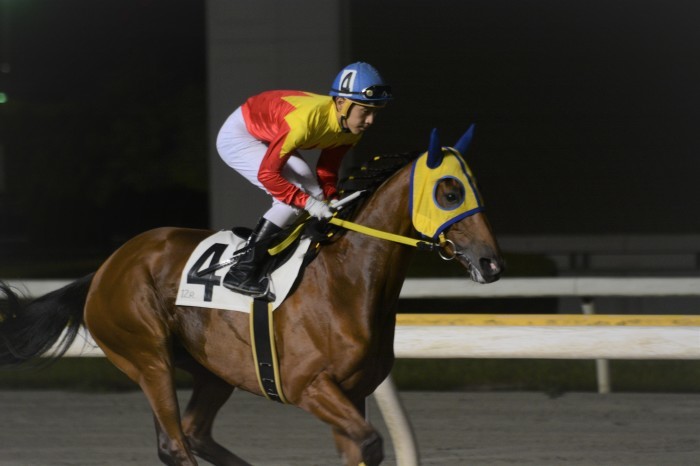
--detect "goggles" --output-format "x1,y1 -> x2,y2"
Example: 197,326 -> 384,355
332,85 -> 393,102
358,85 -> 392,100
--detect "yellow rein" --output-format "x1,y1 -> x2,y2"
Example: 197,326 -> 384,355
329,217 -> 442,250
268,216 -> 445,256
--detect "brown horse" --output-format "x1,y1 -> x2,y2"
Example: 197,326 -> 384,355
0,128 -> 503,466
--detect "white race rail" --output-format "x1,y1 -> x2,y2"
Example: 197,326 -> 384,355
400,276 -> 700,298
5,277 -> 700,466
393,314 -> 700,359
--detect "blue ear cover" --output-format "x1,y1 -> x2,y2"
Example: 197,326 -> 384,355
453,124 -> 475,156
427,128 -> 443,169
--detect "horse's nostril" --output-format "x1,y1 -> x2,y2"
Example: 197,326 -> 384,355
480,258 -> 502,275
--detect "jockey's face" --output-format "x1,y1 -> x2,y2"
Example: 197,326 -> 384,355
336,98 -> 382,135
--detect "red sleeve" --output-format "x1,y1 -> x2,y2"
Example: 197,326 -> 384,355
257,129 -> 310,209
316,145 -> 350,200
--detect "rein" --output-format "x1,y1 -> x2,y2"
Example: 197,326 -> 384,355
329,217 -> 467,262
328,217 -> 444,252
267,215 -> 453,258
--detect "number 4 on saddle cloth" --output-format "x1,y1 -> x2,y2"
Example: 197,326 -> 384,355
176,228 -> 313,313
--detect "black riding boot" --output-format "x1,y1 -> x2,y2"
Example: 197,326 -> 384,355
222,218 -> 282,298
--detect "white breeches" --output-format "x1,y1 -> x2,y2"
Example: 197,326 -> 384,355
216,107 -> 323,228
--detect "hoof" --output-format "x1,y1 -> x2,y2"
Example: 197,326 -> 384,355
359,432 -> 383,466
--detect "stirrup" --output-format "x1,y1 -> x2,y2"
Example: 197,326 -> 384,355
223,275 -> 276,301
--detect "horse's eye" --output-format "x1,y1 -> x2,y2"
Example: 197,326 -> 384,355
434,178 -> 465,210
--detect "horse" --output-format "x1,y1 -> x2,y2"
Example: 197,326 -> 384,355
0,127 -> 503,466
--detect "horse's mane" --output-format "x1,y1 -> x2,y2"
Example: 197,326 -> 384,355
337,151 -> 421,197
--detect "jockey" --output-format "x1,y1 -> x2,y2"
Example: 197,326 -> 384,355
216,62 -> 393,297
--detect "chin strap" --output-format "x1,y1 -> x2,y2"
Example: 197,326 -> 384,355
337,99 -> 353,133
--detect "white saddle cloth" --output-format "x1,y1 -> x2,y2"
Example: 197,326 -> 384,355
175,230 -> 311,313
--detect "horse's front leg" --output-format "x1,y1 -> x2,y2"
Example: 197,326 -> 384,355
299,374 -> 383,466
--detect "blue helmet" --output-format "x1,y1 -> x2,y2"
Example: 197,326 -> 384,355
329,62 -> 392,107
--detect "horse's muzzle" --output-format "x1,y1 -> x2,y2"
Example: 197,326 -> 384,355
451,245 -> 504,284
477,256 -> 505,283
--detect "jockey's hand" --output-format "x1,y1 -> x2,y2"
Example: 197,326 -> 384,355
304,196 -> 333,219
328,197 -> 341,210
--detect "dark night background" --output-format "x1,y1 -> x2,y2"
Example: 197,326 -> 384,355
0,0 -> 208,269
1,0 -> 700,274
349,0 -> 700,236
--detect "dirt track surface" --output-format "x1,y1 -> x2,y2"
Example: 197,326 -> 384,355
0,390 -> 698,466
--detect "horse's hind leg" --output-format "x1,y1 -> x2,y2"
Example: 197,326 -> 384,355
87,306 -> 198,464
112,348 -> 199,466
97,344 -> 198,465
180,364 -> 251,466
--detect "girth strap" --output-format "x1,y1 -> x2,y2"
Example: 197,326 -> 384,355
250,298 -> 288,404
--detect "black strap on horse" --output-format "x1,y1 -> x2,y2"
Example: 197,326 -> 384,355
250,297 -> 288,404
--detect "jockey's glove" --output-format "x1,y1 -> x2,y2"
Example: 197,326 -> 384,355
304,196 -> 333,219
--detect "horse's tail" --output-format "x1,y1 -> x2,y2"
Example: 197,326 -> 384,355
0,273 -> 94,367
